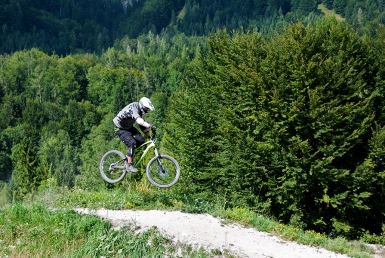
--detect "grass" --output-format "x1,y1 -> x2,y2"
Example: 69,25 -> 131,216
0,181 -> 383,258
52,184 -> 379,258
0,202 -> 208,258
177,5 -> 186,20
216,207 -> 376,258
318,4 -> 345,21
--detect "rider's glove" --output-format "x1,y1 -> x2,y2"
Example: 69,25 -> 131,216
149,125 -> 156,140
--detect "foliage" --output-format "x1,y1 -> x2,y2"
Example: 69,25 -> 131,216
255,18 -> 381,237
218,207 -> 372,258
48,187 -> 376,257
0,183 -> 8,207
0,131 -> 12,181
38,130 -> 79,187
0,203 -> 208,257
2,0 -> 385,55
164,18 -> 385,237
75,113 -> 123,190
11,135 -> 43,199
0,32 -> 199,196
2,1 -> 385,242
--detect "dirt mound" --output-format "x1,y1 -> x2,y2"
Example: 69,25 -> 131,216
76,208 -> 354,258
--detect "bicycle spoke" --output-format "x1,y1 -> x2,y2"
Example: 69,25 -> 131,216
147,156 -> 180,187
100,150 -> 127,183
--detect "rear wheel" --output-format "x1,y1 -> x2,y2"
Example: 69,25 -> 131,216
146,155 -> 180,188
100,150 -> 127,183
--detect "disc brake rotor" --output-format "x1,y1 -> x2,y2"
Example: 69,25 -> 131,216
157,166 -> 169,177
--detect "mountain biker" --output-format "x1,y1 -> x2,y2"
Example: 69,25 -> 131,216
113,96 -> 156,172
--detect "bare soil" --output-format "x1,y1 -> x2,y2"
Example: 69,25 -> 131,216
74,208 -> 377,258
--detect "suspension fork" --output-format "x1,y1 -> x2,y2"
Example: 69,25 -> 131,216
153,145 -> 163,166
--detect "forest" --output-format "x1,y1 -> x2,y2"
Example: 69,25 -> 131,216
1,0 -> 385,241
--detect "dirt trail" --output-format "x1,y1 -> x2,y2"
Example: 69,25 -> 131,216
74,208 -> 375,258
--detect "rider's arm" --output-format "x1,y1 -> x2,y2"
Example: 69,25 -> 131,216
140,125 -> 151,138
136,117 -> 151,128
135,116 -> 152,138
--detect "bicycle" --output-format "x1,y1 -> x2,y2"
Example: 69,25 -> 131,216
99,128 -> 180,188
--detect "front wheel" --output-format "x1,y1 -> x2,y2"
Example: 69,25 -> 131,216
146,155 -> 180,188
100,150 -> 127,184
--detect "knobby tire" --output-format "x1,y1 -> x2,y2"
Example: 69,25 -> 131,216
100,150 -> 127,184
146,155 -> 180,188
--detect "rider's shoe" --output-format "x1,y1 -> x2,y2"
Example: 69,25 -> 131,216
125,162 -> 138,173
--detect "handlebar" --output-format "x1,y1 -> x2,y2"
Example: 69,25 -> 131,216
150,126 -> 156,140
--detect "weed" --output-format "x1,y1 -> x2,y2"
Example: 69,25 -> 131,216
0,203 -> 211,258
8,185 -> 380,258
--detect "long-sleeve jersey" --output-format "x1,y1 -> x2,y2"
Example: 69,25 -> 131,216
113,102 -> 151,129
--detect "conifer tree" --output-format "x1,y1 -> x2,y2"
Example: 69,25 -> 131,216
11,136 -> 43,198
322,0 -> 333,9
333,0 -> 347,15
258,18 -> 379,233
165,18 -> 384,235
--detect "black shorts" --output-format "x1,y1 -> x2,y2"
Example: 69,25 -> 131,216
115,127 -> 145,148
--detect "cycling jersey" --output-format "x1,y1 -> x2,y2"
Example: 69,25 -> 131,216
113,102 -> 151,129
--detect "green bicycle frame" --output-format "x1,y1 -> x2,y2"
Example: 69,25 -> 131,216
134,139 -> 158,167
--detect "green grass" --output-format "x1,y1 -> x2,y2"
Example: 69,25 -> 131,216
53,185 -> 378,258
0,202 -> 208,257
215,207 -> 375,258
0,182 -> 382,258
177,5 -> 186,20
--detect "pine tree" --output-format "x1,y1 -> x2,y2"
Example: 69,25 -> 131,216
322,0 -> 333,9
164,30 -> 266,204
298,0 -> 317,16
11,136 -> 43,198
255,18 -> 382,234
333,0 -> 347,15
38,130 -> 79,187
165,18 -> 384,235
0,132 -> 12,181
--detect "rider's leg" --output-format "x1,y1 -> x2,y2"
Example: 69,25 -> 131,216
125,145 -> 138,173
116,129 -> 138,172
126,145 -> 135,164
133,134 -> 145,149
127,127 -> 145,161
129,127 -> 145,147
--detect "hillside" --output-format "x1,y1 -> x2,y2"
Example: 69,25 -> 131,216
76,208 -> 355,258
1,0 -> 385,55
317,3 -> 345,21
2,0 -> 385,248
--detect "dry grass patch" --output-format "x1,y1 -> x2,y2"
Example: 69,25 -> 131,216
318,4 -> 345,21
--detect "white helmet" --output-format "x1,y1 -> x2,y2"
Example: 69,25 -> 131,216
139,97 -> 155,113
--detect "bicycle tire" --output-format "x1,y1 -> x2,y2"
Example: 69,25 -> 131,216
100,150 -> 127,184
146,155 -> 180,188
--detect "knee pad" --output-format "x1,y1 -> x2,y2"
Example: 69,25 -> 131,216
126,145 -> 134,157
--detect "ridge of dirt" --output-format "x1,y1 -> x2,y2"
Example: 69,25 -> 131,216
74,208 -> 375,258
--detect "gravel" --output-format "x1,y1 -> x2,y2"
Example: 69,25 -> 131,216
75,208 -> 358,258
